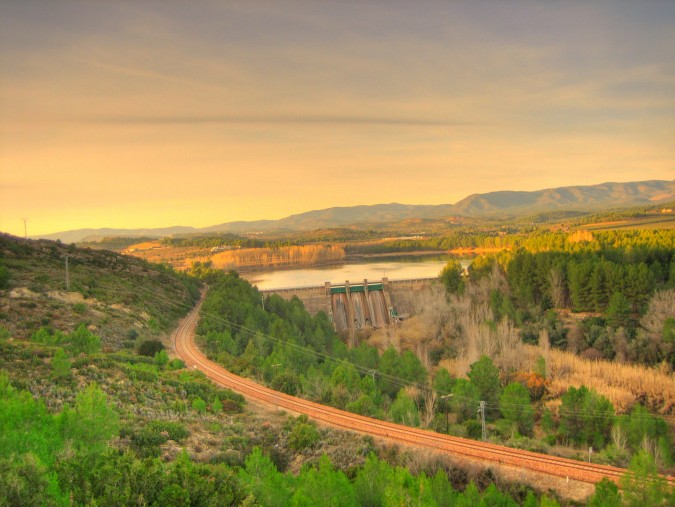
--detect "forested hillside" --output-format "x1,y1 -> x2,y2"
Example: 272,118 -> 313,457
1,235 -> 586,506
194,263 -> 674,495
470,230 -> 675,367
0,233 -> 200,348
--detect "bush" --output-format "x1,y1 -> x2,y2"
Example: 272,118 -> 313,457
464,420 -> 483,440
68,324 -> 101,355
149,420 -> 189,441
0,264 -> 9,289
289,421 -> 320,451
153,350 -> 169,369
138,339 -> 164,357
168,358 -> 185,370
271,372 -> 299,395
192,397 -> 207,414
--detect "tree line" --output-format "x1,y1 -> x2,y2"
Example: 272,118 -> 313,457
197,245 -> 346,270
162,233 -> 300,249
468,231 -> 675,367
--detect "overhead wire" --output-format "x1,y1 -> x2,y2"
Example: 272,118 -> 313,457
60,255 -> 675,423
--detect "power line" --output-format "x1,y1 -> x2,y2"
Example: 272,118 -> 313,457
60,255 -> 675,423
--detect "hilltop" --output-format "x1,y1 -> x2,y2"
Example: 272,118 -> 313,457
34,179 -> 675,243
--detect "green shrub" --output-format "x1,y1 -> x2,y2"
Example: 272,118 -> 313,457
192,397 -> 207,414
148,420 -> 189,441
125,363 -> 159,382
153,350 -> 169,369
464,420 -> 483,440
289,421 -> 320,451
68,324 -> 101,355
167,358 -> 185,370
137,339 -> 164,357
0,264 -> 10,289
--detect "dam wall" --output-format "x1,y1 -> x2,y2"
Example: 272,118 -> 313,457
262,283 -> 332,316
260,277 -> 436,331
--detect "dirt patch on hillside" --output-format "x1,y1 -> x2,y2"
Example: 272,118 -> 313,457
47,290 -> 97,305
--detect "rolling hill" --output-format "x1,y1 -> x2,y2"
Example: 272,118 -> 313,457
33,179 -> 674,242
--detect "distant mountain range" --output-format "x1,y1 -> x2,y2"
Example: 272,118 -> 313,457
35,179 -> 674,243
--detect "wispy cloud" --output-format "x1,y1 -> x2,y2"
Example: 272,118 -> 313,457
84,58 -> 229,94
81,114 -> 474,127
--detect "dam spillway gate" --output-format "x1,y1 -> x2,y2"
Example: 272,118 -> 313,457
330,281 -> 390,331
260,277 -> 436,332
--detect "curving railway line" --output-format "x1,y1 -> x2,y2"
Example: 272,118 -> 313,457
173,298 -> 674,487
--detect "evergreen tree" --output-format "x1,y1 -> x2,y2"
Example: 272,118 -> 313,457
353,453 -> 392,507
440,259 -> 464,295
239,447 -> 291,506
587,478 -> 622,507
499,382 -> 534,436
389,389 -> 420,427
61,383 -> 119,458
451,379 -> 480,424
51,348 -> 71,380
467,356 -> 501,420
605,292 -> 631,329
291,455 -> 357,507
621,451 -> 670,507
67,324 -> 101,355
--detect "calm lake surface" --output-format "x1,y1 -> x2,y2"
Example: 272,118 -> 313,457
242,255 -> 473,290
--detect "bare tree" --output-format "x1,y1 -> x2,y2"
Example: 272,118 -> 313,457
566,323 -> 584,354
639,289 -> 675,367
422,387 -> 437,428
611,327 -> 629,363
539,328 -> 551,378
641,289 -> 675,340
494,317 -> 524,372
549,267 -> 568,309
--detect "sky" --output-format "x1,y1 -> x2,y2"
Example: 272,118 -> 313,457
1,0 -> 674,236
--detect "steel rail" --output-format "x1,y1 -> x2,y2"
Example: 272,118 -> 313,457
172,298 -> 674,486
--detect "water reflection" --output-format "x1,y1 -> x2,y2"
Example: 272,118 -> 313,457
242,255 -> 472,290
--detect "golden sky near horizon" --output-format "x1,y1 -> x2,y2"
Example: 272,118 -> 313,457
1,1 -> 674,236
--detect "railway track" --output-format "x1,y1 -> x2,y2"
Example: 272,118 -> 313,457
173,298 -> 675,487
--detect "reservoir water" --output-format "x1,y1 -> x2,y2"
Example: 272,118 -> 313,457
242,255 -> 472,290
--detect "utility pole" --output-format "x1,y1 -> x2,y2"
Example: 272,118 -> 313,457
64,254 -> 70,291
478,401 -> 487,441
22,218 -> 28,238
440,394 -> 453,434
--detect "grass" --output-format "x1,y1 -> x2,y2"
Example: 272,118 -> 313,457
522,345 -> 675,416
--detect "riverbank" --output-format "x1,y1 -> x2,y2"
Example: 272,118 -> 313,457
349,250 -> 447,259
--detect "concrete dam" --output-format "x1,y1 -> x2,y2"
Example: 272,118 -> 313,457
260,277 -> 435,332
